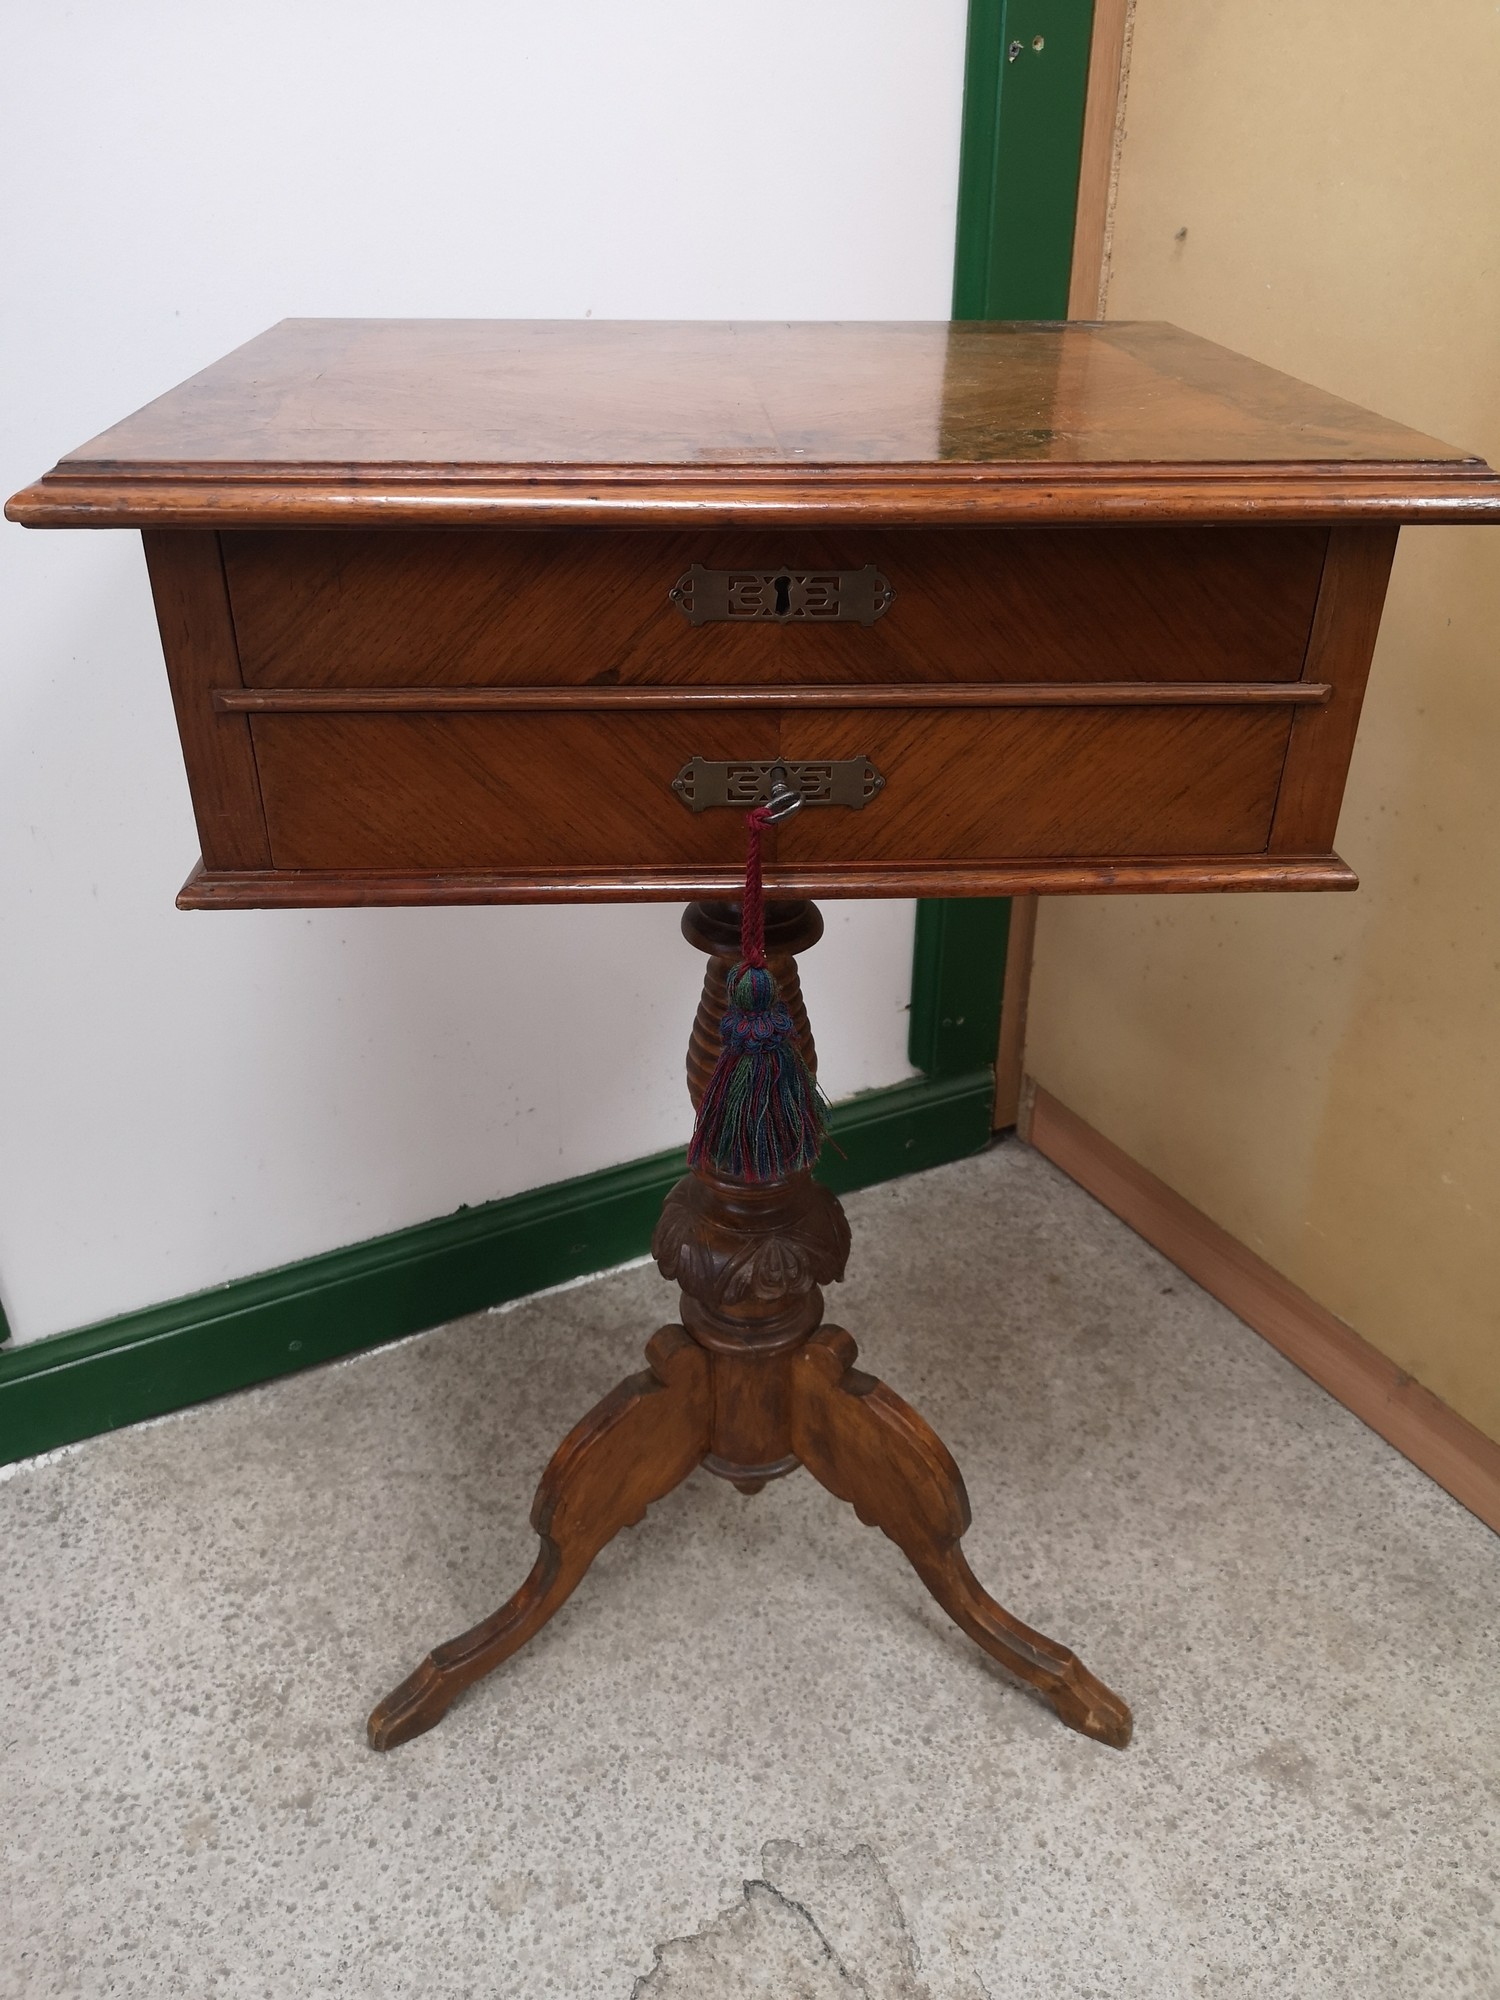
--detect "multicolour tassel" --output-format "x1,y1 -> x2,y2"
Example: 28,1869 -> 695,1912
688,805 -> 826,1182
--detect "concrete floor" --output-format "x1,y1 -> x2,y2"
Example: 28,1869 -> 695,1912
4,1142 -> 1498,1999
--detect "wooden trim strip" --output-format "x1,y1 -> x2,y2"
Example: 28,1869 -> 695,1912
1067,0 -> 1131,319
214,681 -> 1334,715
12,471 -> 1500,530
1024,1084 -> 1500,1535
23,452 -> 1496,487
993,895 -> 1038,1129
176,855 -> 1359,910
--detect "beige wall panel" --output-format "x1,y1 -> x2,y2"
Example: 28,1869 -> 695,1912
1028,0 -> 1500,1440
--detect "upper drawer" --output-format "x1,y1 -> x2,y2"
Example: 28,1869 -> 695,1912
221,526 -> 1328,689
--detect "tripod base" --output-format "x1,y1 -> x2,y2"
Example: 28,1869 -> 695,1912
368,1312 -> 1129,1752
368,901 -> 1131,1755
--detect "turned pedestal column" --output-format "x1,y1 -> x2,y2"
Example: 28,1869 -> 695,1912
366,900 -> 1130,1753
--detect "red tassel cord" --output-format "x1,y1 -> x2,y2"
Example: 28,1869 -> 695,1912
688,806 -> 826,1182
738,803 -> 771,970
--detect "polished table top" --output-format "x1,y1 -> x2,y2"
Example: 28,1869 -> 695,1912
9,318 -> 1499,529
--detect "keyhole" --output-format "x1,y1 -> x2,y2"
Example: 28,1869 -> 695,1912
772,573 -> 792,617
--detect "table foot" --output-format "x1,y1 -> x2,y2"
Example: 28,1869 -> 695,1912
367,1325 -> 710,1750
791,1325 -> 1132,1750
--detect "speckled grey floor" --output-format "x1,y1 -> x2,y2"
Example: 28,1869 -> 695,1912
4,1142 -> 1499,1999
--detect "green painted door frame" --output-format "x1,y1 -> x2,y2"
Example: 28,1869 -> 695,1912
909,0 -> 1094,1082
0,9 -> 1096,1464
953,0 -> 1094,319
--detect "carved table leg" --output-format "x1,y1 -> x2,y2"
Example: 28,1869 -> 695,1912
367,1326 -> 709,1749
368,894 -> 1131,1755
791,1326 -> 1133,1749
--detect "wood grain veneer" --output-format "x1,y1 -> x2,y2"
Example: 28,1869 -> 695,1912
12,320 -> 1499,907
248,705 -> 1293,875
1269,526 -> 1399,853
219,525 -> 1328,689
140,530 -> 269,870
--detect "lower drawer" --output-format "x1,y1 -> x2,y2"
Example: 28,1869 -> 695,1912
250,705 -> 1294,873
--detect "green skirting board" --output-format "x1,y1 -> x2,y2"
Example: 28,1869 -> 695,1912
0,1069 -> 995,1467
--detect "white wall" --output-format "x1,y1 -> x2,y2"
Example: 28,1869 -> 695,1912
0,0 -> 968,1343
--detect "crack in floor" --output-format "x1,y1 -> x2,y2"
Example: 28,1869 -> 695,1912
632,1835 -> 983,1999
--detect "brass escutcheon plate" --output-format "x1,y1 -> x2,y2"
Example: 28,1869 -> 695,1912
671,757 -> 885,813
670,563 -> 894,625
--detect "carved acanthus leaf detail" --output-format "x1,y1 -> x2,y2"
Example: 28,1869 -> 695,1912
651,1172 -> 851,1313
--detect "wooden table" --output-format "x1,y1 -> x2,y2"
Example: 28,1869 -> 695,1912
12,319 -> 1499,1750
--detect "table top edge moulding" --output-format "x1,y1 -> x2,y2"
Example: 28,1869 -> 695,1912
8,319 -> 1500,529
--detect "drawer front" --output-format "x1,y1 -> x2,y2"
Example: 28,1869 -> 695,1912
251,706 -> 1293,873
253,712 -> 779,872
223,526 -> 1328,690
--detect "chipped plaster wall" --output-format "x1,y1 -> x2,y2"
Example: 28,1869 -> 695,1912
1027,0 -> 1500,1440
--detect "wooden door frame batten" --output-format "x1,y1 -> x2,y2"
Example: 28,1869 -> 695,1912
1068,0 -> 1132,320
